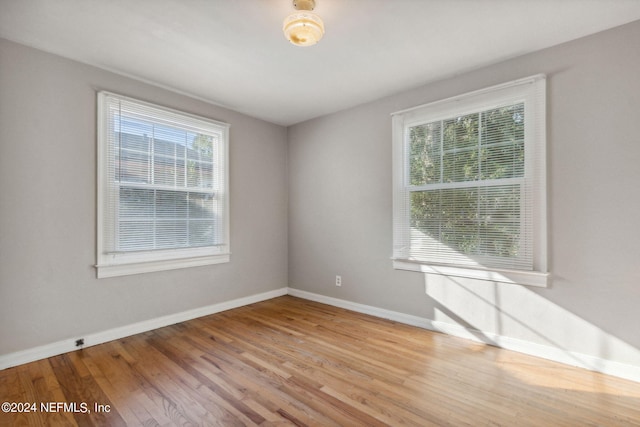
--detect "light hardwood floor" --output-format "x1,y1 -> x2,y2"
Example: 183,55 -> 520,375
1,295 -> 639,426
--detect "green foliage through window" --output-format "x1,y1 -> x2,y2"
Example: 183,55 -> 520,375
408,104 -> 525,260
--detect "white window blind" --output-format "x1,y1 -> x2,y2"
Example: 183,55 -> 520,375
392,76 -> 547,286
97,92 -> 230,278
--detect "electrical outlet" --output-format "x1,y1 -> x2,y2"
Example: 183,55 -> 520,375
335,275 -> 342,286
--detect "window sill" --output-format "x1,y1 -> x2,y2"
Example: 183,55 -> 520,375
393,259 -> 549,288
96,253 -> 230,278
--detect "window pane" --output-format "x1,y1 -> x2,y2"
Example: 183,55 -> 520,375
443,114 -> 479,151
410,189 -> 441,239
477,185 -> 521,257
118,220 -> 154,251
481,104 -> 525,180
442,114 -> 479,183
187,133 -> 214,161
120,133 -> 150,153
408,106 -> 526,186
410,185 -> 520,260
189,220 -> 216,247
154,138 -> 176,157
120,117 -> 153,142
152,155 -> 175,186
120,149 -> 149,183
409,122 -> 441,186
187,161 -> 214,188
189,193 -> 215,219
116,189 -> 219,251
155,220 -> 188,249
442,148 -> 478,183
156,190 -> 188,218
119,188 -> 154,218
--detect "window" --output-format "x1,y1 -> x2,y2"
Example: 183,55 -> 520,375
96,92 -> 230,278
392,75 -> 548,287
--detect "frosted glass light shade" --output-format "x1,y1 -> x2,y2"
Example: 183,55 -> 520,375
283,11 -> 325,46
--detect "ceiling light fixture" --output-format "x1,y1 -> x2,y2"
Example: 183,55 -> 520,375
283,0 -> 325,47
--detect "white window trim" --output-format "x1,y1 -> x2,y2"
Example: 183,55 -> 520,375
392,75 -> 548,287
96,91 -> 230,278
392,260 -> 549,288
96,253 -> 230,279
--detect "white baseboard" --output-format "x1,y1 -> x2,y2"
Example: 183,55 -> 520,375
4,286 -> 640,384
287,288 -> 640,384
0,287 -> 288,371
287,288 -> 434,329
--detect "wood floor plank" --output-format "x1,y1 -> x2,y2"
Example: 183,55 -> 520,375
49,352 -> 127,426
182,331 -> 344,426
2,295 -> 640,426
123,334 -> 241,426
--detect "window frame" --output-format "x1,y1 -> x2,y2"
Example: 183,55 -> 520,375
96,91 -> 230,278
392,75 -> 548,287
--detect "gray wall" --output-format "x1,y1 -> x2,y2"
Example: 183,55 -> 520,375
288,21 -> 640,367
0,38 -> 288,355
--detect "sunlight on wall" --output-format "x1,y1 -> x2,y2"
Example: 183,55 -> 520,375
424,274 -> 640,384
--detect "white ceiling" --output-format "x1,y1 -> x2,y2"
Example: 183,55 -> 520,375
2,1 -> 640,126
